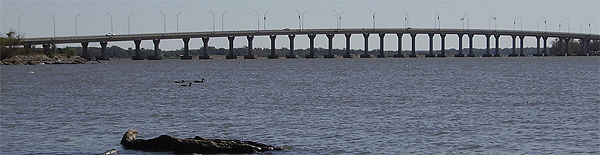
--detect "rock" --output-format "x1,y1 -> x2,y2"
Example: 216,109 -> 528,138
0,54 -> 86,65
120,129 -> 283,154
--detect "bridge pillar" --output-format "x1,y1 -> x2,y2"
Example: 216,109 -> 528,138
81,42 -> 91,60
343,33 -> 353,58
394,33 -> 404,58
534,36 -> 542,56
98,41 -> 109,60
482,34 -> 493,57
409,33 -> 417,58
543,36 -> 548,56
245,35 -> 256,59
564,38 -> 571,56
494,34 -> 501,57
509,35 -> 518,57
519,35 -> 525,56
455,34 -> 465,57
325,34 -> 335,58
377,33 -> 386,58
181,38 -> 192,60
306,34 -> 317,58
132,40 -> 144,60
43,44 -> 51,57
439,33 -> 446,57
360,33 -> 371,58
581,38 -> 589,56
148,39 -> 161,60
426,33 -> 435,57
226,36 -> 237,59
200,37 -> 211,59
467,33 -> 476,57
286,34 -> 297,59
268,35 -> 279,59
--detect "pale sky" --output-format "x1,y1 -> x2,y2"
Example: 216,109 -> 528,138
1,0 -> 598,51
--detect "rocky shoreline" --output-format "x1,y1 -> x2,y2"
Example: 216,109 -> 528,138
0,54 -> 87,65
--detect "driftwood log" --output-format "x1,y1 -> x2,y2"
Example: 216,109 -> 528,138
120,129 -> 282,154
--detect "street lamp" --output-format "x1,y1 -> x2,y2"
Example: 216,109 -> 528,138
565,18 -> 570,32
513,15 -> 522,31
462,13 -> 469,29
537,17 -> 546,32
580,20 -> 591,33
160,11 -> 166,33
221,11 -> 227,31
75,14 -> 80,36
295,10 -> 307,30
107,13 -> 113,33
49,14 -> 55,37
209,11 -> 215,31
403,11 -> 409,28
434,12 -> 440,29
128,13 -> 133,34
177,12 -> 182,32
18,15 -> 23,36
333,10 -> 344,29
370,10 -> 378,29
489,14 -> 497,30
263,11 -> 269,30
253,10 -> 260,30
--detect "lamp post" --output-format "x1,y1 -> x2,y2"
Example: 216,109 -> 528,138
209,11 -> 215,31
221,11 -> 227,31
513,15 -> 522,31
128,13 -> 133,34
263,11 -> 269,30
434,12 -> 440,29
18,15 -> 23,36
559,19 -> 564,33
254,10 -> 260,30
564,18 -> 570,33
333,10 -> 344,29
580,20 -> 591,33
370,10 -> 378,29
107,13 -> 113,33
489,14 -> 496,30
75,14 -> 80,36
295,10 -> 306,30
537,17 -> 546,32
177,12 -> 182,32
49,14 -> 55,37
160,11 -> 166,33
462,13 -> 469,29
403,11 -> 409,28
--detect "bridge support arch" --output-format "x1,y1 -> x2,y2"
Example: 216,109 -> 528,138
81,42 -> 91,60
268,35 -> 279,59
286,34 -> 297,59
325,34 -> 335,58
534,36 -> 542,56
377,33 -> 386,58
226,36 -> 237,59
361,33 -> 371,58
343,33 -> 352,58
542,36 -> 548,56
494,34 -> 501,57
132,40 -> 144,60
244,35 -> 256,59
306,34 -> 317,58
519,35 -> 525,56
148,39 -> 161,60
394,33 -> 404,58
510,35 -> 518,57
439,33 -> 446,57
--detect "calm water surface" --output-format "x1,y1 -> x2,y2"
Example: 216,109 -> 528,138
1,57 -> 599,154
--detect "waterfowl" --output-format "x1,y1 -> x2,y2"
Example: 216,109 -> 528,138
175,80 -> 185,83
193,79 -> 205,83
181,82 -> 192,86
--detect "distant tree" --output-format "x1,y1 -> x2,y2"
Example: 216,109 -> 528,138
0,30 -> 22,60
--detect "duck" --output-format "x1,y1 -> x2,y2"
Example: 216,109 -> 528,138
181,82 -> 192,86
194,79 -> 205,83
175,80 -> 185,83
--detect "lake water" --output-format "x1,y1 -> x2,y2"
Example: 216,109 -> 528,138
1,57 -> 599,154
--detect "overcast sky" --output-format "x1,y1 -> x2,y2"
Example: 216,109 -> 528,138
1,0 -> 598,51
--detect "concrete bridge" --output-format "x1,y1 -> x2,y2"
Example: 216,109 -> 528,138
20,28 -> 600,60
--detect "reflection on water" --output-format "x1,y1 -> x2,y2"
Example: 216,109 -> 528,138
1,57 -> 599,154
